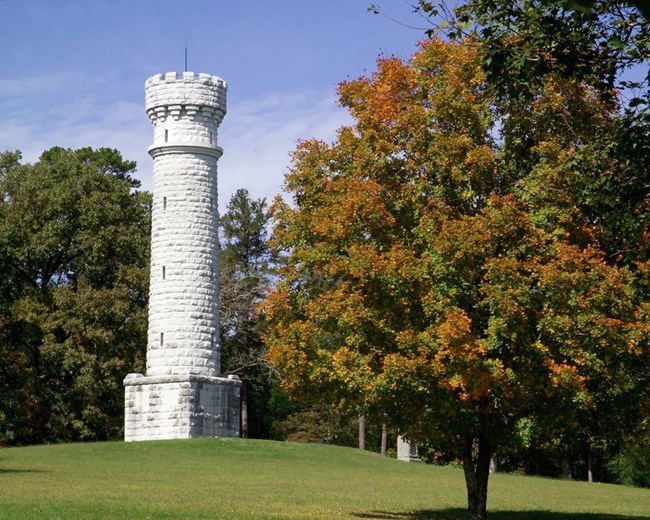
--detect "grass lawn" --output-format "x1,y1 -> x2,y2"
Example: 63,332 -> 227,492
0,438 -> 649,519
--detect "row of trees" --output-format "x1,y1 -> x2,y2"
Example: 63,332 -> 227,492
263,1 -> 650,519
0,145 -> 403,451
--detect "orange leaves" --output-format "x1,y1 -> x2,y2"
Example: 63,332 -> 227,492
435,310 -> 482,360
429,194 -> 544,282
336,38 -> 494,214
310,176 -> 394,242
339,55 -> 420,133
432,310 -> 494,401
537,243 -> 635,319
342,241 -> 423,293
262,33 -> 649,453
383,309 -> 497,404
530,242 -> 645,408
547,359 -> 584,386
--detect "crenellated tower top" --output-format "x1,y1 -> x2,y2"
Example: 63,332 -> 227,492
145,71 -> 227,159
145,71 -> 227,126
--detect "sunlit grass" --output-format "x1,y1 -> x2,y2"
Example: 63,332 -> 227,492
0,438 -> 648,519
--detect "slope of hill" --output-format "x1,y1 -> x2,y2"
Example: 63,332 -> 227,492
0,438 -> 648,519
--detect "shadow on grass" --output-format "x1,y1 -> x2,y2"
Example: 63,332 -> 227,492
0,468 -> 47,474
353,509 -> 648,520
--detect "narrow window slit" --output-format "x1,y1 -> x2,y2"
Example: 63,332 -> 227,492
163,196 -> 167,210
160,332 -> 164,347
162,266 -> 166,279
164,129 -> 168,142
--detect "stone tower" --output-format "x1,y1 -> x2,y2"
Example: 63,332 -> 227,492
124,72 -> 241,441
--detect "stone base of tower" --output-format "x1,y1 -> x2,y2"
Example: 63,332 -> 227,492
123,373 -> 241,441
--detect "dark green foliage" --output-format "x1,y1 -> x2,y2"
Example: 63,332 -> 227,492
610,438 -> 650,488
547,111 -> 650,265
417,1 -> 650,110
221,188 -> 271,271
0,147 -> 150,445
43,146 -> 140,188
219,188 -> 274,438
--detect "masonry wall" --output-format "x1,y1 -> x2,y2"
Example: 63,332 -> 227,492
147,151 -> 220,377
124,374 -> 241,441
145,72 -> 226,379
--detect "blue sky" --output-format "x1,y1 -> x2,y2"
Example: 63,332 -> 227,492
0,0 -> 427,211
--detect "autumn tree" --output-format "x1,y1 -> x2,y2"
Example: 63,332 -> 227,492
408,0 -> 650,480
410,1 -> 650,267
262,39 -> 649,520
0,147 -> 150,445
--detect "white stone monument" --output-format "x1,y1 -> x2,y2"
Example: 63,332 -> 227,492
397,435 -> 420,462
124,72 -> 241,441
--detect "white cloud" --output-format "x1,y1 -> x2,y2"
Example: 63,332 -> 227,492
218,90 -> 352,212
0,72 -> 90,97
0,73 -> 352,213
0,72 -> 150,184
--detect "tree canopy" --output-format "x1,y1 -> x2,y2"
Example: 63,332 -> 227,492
415,0 -> 650,110
262,36 -> 649,520
0,147 -> 150,445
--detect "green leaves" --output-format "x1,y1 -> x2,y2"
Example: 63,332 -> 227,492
263,33 -> 649,505
0,147 -> 150,445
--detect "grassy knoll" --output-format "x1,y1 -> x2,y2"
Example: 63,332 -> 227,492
0,438 -> 649,519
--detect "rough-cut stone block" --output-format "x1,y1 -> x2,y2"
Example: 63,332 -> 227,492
124,374 -> 240,441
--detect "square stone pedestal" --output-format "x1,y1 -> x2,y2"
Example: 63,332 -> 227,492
124,373 -> 241,441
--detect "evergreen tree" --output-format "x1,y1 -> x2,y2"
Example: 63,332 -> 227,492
219,188 -> 274,438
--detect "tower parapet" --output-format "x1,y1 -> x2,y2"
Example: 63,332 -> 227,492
146,72 -> 226,117
145,72 -> 226,161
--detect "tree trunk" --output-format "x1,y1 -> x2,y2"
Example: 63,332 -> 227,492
380,422 -> 388,455
240,379 -> 248,438
358,415 -> 366,450
462,434 -> 492,520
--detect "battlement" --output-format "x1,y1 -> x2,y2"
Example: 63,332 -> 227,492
145,72 -> 227,125
145,71 -> 227,89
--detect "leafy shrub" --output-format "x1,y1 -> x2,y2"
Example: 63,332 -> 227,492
610,441 -> 650,488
